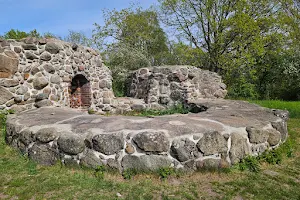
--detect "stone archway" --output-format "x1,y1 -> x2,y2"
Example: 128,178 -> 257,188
69,74 -> 91,109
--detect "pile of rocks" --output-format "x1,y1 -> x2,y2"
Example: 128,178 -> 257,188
0,37 -> 114,113
127,66 -> 227,108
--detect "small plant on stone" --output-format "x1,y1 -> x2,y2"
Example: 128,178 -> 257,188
122,168 -> 137,180
158,167 -> 175,180
238,156 -> 260,173
94,165 -> 106,179
88,108 -> 96,115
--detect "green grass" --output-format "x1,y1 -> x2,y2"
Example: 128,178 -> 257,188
1,101 -> 300,199
249,100 -> 300,118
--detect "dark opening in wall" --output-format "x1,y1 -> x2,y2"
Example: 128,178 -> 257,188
69,74 -> 91,109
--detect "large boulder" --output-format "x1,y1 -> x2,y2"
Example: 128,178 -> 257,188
133,131 -> 170,153
92,133 -> 124,155
229,132 -> 251,164
0,86 -> 14,104
28,143 -> 59,166
0,53 -> 19,78
57,134 -> 85,155
33,76 -> 49,89
197,131 -> 228,156
45,42 -> 61,54
80,149 -> 104,169
121,155 -> 172,171
170,138 -> 199,162
35,127 -> 58,143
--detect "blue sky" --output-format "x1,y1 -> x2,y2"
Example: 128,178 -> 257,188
0,0 -> 157,37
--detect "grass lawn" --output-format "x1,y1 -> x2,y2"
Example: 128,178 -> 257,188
0,101 -> 300,200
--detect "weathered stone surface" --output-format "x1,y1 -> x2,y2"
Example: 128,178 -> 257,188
272,121 -> 288,142
196,158 -> 221,169
35,127 -> 57,143
28,143 -> 59,165
33,76 -> 48,89
31,66 -> 40,75
36,93 -> 49,101
14,95 -> 22,103
125,143 -> 135,154
16,85 -> 28,95
45,42 -> 61,54
267,129 -> 281,146
229,132 -> 251,164
22,44 -> 37,50
0,54 -> 19,78
133,131 -> 169,153
50,74 -> 61,84
34,99 -> 52,108
80,149 -> 103,169
43,64 -> 55,74
0,86 -> 14,104
58,134 -> 85,155
19,129 -> 35,145
14,46 -> 22,53
197,131 -> 228,156
0,79 -> 19,87
25,52 -> 38,60
92,133 -> 124,155
171,138 -> 198,162
122,155 -> 172,171
246,127 -> 269,144
40,51 -> 52,61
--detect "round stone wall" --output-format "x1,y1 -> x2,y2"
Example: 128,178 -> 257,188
0,37 -> 115,113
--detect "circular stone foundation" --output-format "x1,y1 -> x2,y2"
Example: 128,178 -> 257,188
5,99 -> 289,171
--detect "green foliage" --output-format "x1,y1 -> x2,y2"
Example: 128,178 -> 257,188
93,6 -> 168,66
94,165 -> 106,179
238,156 -> 260,173
259,150 -> 283,165
64,30 -> 92,47
2,29 -> 58,40
88,108 -> 96,115
3,29 -> 29,39
158,167 -> 175,180
122,168 -> 137,180
249,100 -> 300,118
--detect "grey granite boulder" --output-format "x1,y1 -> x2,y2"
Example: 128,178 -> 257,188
229,132 -> 251,164
246,127 -> 269,144
58,134 -> 85,155
35,127 -> 57,143
28,143 -> 59,165
33,76 -> 48,90
121,155 -> 172,171
170,138 -> 198,162
197,131 -> 228,156
92,133 -> 124,155
133,131 -> 170,153
0,86 -> 13,104
80,149 -> 104,169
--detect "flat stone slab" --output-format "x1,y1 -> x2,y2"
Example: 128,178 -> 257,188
5,99 -> 289,171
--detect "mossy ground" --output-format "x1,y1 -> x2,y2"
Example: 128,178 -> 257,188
0,101 -> 300,200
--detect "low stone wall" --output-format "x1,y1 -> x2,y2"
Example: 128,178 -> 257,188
5,100 -> 289,171
0,37 -> 114,113
126,66 -> 227,108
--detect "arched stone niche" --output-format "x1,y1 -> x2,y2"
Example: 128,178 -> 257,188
0,37 -> 115,112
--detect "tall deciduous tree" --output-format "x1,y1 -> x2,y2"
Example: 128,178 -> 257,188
93,6 -> 169,66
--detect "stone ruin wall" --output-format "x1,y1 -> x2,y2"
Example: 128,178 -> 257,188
0,37 -> 115,113
127,66 -> 228,108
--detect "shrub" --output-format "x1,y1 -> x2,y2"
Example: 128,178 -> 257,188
122,168 -> 137,180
